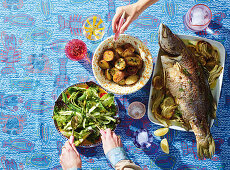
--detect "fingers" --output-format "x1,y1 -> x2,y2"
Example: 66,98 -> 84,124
105,128 -> 112,139
120,17 -> 132,34
69,135 -> 74,145
100,129 -> 106,136
112,7 -> 123,33
100,129 -> 106,143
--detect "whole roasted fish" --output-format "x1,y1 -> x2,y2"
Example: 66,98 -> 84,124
158,24 -> 216,159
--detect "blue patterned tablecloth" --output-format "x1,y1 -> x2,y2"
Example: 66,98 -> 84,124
0,0 -> 229,169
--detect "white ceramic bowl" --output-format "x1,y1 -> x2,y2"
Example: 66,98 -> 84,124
148,34 -> 226,131
92,34 -> 153,95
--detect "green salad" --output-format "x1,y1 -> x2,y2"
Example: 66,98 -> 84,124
53,84 -> 118,146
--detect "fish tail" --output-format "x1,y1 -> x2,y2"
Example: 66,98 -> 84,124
197,134 -> 215,159
58,15 -> 65,31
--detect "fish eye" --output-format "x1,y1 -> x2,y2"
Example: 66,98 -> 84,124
28,143 -> 31,146
29,18 -> 33,21
27,106 -> 30,109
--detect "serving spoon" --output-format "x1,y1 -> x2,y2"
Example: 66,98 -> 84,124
113,11 -> 126,52
70,116 -> 78,144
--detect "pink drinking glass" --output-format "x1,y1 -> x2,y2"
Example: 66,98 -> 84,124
184,4 -> 212,32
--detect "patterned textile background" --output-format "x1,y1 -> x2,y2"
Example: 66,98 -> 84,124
0,0 -> 229,169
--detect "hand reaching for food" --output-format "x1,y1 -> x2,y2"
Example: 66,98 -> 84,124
112,0 -> 159,34
100,128 -> 122,154
100,129 -> 142,169
60,140 -> 82,170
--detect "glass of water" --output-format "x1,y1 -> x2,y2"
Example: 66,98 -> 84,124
184,4 -> 212,32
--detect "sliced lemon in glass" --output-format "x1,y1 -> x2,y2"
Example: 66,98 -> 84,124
83,15 -> 105,41
160,138 -> 169,154
154,127 -> 169,136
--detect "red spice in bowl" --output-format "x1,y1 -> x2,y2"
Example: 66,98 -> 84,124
65,39 -> 87,61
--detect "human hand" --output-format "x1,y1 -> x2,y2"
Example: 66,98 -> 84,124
100,128 -> 122,155
60,140 -> 82,170
112,0 -> 159,34
112,3 -> 141,34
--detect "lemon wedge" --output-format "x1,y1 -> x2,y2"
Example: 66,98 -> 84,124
154,127 -> 169,136
160,138 -> 169,154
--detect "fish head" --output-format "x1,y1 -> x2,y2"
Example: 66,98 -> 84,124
158,24 -> 184,56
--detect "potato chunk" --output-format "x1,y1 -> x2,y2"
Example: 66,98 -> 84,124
105,69 -> 112,80
103,50 -> 114,61
122,49 -> 134,58
123,43 -> 135,52
115,58 -> 126,70
118,79 -> 126,86
125,57 -> 142,66
110,67 -> 119,76
113,71 -> 125,83
126,66 -> 138,75
98,60 -> 110,69
115,47 -> 124,56
135,54 -> 143,69
125,75 -> 139,85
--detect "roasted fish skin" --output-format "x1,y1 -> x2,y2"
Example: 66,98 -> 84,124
159,24 -> 215,159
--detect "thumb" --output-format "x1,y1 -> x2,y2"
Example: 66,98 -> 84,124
120,17 -> 132,34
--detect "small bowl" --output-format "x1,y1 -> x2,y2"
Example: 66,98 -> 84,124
128,101 -> 146,119
132,128 -> 154,150
65,39 -> 87,61
92,34 -> 153,95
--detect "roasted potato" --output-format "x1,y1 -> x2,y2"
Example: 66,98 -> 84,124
122,48 -> 134,58
115,47 -> 124,56
103,50 -> 114,61
118,79 -> 126,86
123,43 -> 135,52
125,56 -> 142,66
126,66 -> 138,75
98,60 -> 110,69
136,54 -> 143,69
110,67 -> 119,76
99,43 -> 143,86
115,58 -> 126,70
125,75 -> 139,85
105,69 -> 112,80
113,71 -> 125,83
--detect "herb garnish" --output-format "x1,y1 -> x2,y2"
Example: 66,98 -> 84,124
183,68 -> 191,76
179,88 -> 185,92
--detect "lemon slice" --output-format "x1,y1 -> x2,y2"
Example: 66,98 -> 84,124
154,127 -> 169,136
160,138 -> 169,154
83,15 -> 105,41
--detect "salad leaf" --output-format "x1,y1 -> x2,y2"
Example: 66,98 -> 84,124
53,84 -> 118,146
100,93 -> 115,107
